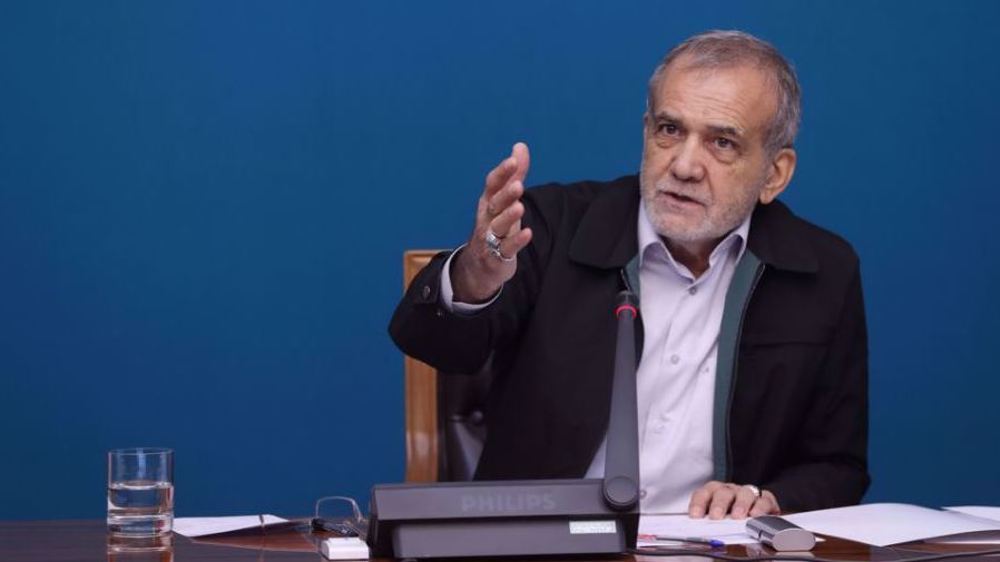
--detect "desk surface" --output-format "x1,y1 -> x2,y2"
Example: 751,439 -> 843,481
0,519 -> 995,562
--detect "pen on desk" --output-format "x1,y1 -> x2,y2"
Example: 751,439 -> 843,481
639,534 -> 726,548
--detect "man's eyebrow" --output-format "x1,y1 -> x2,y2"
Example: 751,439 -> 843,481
706,123 -> 746,139
651,110 -> 682,123
652,110 -> 746,139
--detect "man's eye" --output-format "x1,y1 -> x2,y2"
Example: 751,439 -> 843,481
658,123 -> 679,136
714,137 -> 735,150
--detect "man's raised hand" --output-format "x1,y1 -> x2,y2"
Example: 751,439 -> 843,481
451,143 -> 534,303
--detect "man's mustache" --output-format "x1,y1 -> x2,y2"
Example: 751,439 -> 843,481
654,180 -> 709,206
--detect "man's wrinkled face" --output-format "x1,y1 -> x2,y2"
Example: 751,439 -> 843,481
640,59 -> 780,246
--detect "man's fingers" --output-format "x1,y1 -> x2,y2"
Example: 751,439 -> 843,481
497,227 -> 532,259
691,482 -> 779,520
489,200 -> 524,238
729,486 -> 759,520
510,142 -> 531,183
749,491 -> 780,517
707,485 -> 738,520
483,142 -> 530,202
478,227 -> 532,268
483,156 -> 517,201
688,481 -> 726,518
485,180 -> 525,223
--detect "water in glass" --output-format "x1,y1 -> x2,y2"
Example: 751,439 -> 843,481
107,479 -> 174,536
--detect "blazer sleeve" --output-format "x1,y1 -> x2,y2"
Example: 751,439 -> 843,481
763,263 -> 871,511
388,193 -> 553,375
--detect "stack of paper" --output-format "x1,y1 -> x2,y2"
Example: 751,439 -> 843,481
639,514 -> 761,546
637,505 -> 1000,548
933,507 -> 1000,545
785,503 -> 1000,546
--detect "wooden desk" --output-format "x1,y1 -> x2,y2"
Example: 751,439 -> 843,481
0,519 -> 991,562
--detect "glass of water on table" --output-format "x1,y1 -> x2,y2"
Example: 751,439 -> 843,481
107,447 -> 174,544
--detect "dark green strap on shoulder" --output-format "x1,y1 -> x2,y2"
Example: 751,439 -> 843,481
712,252 -> 763,481
625,247 -> 759,482
624,254 -> 641,301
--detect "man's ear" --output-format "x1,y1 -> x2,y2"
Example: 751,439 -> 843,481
759,148 -> 797,204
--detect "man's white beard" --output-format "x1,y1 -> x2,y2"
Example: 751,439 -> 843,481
639,163 -> 765,244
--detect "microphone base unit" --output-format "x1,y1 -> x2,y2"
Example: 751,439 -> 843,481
367,478 -> 639,559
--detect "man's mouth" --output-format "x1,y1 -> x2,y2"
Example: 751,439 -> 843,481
660,190 -> 704,206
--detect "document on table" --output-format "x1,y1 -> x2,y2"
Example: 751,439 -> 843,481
173,514 -> 295,537
639,514 -> 759,545
930,506 -> 1000,544
946,506 -> 1000,521
785,503 -> 1000,546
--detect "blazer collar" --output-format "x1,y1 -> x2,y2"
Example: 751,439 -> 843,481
567,175 -> 818,274
746,199 -> 819,274
568,177 -> 642,269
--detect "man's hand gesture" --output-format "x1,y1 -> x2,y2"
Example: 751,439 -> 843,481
451,142 -> 534,303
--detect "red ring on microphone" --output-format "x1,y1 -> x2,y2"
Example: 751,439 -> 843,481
615,304 -> 638,318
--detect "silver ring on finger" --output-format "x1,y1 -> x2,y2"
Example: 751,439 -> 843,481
485,229 -> 504,252
489,247 -> 515,263
485,230 -> 514,262
744,484 -> 762,499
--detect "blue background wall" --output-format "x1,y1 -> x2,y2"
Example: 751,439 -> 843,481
1,1 -> 998,519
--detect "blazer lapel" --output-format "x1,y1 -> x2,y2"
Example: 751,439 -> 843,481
568,176 -> 642,270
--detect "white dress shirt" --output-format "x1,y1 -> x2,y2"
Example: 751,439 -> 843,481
441,205 -> 750,514
584,204 -> 750,513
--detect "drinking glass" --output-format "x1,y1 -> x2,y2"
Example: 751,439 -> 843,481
107,447 -> 174,538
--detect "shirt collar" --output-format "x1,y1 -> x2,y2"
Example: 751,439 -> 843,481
637,202 -> 752,274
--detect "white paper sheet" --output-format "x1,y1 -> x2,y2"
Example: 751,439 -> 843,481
931,507 -> 1000,544
924,530 -> 1000,545
945,506 -> 1000,522
638,514 -> 759,546
173,514 -> 291,537
785,503 -> 1000,547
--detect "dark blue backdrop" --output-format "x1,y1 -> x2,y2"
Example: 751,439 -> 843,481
2,1 -> 998,519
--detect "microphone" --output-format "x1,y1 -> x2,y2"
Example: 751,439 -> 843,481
603,291 -> 641,511
365,290 -> 643,558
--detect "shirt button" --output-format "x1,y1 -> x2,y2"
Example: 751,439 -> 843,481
670,354 -> 680,365
639,489 -> 648,499
688,286 -> 698,296
421,285 -> 432,299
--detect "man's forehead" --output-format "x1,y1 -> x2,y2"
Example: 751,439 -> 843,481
651,60 -> 777,135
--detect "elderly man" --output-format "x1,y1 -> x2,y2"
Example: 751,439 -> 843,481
390,30 -> 869,518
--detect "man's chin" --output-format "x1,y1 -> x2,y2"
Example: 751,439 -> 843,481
650,220 -> 712,243
647,208 -> 708,241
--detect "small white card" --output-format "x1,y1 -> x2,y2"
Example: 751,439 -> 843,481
173,514 -> 290,537
569,520 -> 617,534
321,537 -> 370,560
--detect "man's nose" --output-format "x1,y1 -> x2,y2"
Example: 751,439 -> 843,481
670,137 -> 705,182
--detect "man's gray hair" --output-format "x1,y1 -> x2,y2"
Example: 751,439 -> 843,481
647,30 -> 801,154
